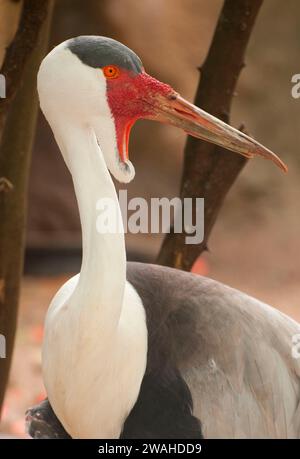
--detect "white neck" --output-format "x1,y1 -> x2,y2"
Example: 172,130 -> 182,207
42,118 -> 148,438
54,121 -> 126,331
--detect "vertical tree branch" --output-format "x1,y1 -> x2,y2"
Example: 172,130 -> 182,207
0,0 -> 23,68
0,0 -> 54,412
0,0 -> 50,132
157,0 -> 263,271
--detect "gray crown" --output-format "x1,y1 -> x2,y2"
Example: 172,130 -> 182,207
67,36 -> 143,74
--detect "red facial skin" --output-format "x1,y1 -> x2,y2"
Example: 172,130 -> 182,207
106,69 -> 173,162
104,67 -> 288,173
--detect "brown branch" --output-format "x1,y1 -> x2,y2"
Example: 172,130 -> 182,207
0,0 -> 54,412
157,0 -> 263,271
0,0 -> 49,131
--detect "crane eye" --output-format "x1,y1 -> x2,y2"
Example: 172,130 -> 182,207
103,65 -> 120,79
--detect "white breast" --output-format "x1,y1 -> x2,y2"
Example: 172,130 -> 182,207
42,275 -> 148,439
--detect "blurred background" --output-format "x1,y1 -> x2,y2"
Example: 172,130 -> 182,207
1,0 -> 300,437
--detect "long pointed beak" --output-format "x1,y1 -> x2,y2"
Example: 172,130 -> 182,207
146,92 -> 287,173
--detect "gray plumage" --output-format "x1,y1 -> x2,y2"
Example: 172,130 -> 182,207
127,262 -> 300,438
67,36 -> 143,73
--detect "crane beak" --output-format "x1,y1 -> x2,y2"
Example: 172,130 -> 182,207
146,92 -> 287,173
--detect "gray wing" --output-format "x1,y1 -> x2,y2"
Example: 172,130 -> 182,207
127,262 -> 300,438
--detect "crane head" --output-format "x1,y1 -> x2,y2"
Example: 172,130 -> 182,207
38,36 -> 287,183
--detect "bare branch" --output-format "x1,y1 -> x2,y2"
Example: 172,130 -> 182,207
0,0 -> 53,412
157,0 -> 263,271
0,0 -> 49,130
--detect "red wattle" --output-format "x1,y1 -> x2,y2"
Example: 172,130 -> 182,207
106,70 -> 173,162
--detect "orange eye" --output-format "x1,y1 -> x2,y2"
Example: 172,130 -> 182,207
103,65 -> 120,79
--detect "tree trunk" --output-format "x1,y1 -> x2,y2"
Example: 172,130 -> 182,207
157,0 -> 263,271
0,0 -> 23,67
0,0 -> 54,413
